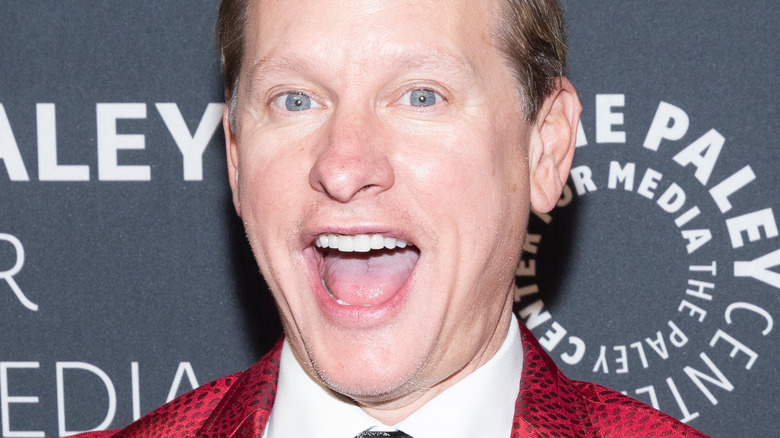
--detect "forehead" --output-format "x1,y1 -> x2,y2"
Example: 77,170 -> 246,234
243,0 -> 506,79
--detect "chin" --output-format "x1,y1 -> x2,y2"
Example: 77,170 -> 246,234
315,352 -> 424,403
298,309 -> 436,402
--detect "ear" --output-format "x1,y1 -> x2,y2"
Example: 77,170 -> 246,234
528,77 -> 581,213
223,99 -> 242,217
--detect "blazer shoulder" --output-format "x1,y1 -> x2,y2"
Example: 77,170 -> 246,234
66,431 -> 117,438
574,380 -> 710,437
66,371 -> 243,438
66,339 -> 284,438
516,322 -> 709,437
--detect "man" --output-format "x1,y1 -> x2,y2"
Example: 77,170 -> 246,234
76,0 -> 708,436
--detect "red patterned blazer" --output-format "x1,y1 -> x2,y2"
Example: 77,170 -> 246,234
75,323 -> 708,437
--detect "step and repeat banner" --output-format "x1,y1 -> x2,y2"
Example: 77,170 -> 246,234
1,2 -> 777,437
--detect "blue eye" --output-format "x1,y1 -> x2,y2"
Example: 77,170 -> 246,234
403,89 -> 441,107
286,93 -> 311,111
273,92 -> 320,111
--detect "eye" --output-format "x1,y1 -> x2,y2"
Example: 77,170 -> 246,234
401,89 -> 442,107
272,92 -> 321,111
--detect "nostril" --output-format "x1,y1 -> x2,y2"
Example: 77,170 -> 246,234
308,141 -> 395,202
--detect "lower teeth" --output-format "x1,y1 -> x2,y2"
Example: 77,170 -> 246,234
321,278 -> 351,306
320,278 -> 373,307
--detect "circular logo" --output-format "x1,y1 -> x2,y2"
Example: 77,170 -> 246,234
514,95 -> 778,425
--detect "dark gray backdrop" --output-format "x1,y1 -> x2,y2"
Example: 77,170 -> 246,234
1,2 -> 777,437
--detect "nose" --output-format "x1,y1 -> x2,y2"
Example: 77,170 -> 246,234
309,110 -> 394,203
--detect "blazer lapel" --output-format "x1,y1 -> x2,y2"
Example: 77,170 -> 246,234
512,324 -> 592,437
196,339 -> 283,438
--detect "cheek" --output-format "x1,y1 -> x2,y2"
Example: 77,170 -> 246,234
235,139 -> 312,300
238,161 -> 278,222
236,135 -> 311,232
403,126 -> 526,232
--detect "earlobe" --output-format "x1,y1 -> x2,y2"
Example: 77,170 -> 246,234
528,78 -> 581,213
223,103 -> 242,216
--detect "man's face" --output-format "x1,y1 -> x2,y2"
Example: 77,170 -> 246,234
228,0 -> 539,409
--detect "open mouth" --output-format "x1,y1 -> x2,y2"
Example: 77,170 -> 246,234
314,233 -> 420,307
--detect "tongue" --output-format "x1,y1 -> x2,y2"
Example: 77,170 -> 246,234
321,248 -> 418,306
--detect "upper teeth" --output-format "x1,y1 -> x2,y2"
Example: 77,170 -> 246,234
315,233 -> 411,252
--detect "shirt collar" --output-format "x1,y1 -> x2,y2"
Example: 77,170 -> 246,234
265,341 -> 376,438
395,313 -> 522,438
266,314 -> 522,438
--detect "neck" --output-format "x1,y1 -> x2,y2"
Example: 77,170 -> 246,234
356,302 -> 515,425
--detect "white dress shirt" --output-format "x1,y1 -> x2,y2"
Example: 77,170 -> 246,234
264,314 -> 522,438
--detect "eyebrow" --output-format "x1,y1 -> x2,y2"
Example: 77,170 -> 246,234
242,55 -> 318,96
384,49 -> 476,79
245,56 -> 318,85
243,48 -> 477,95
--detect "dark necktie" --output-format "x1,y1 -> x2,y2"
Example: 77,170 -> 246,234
354,431 -> 412,438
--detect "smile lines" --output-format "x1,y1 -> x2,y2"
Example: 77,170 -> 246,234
315,233 -> 412,252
